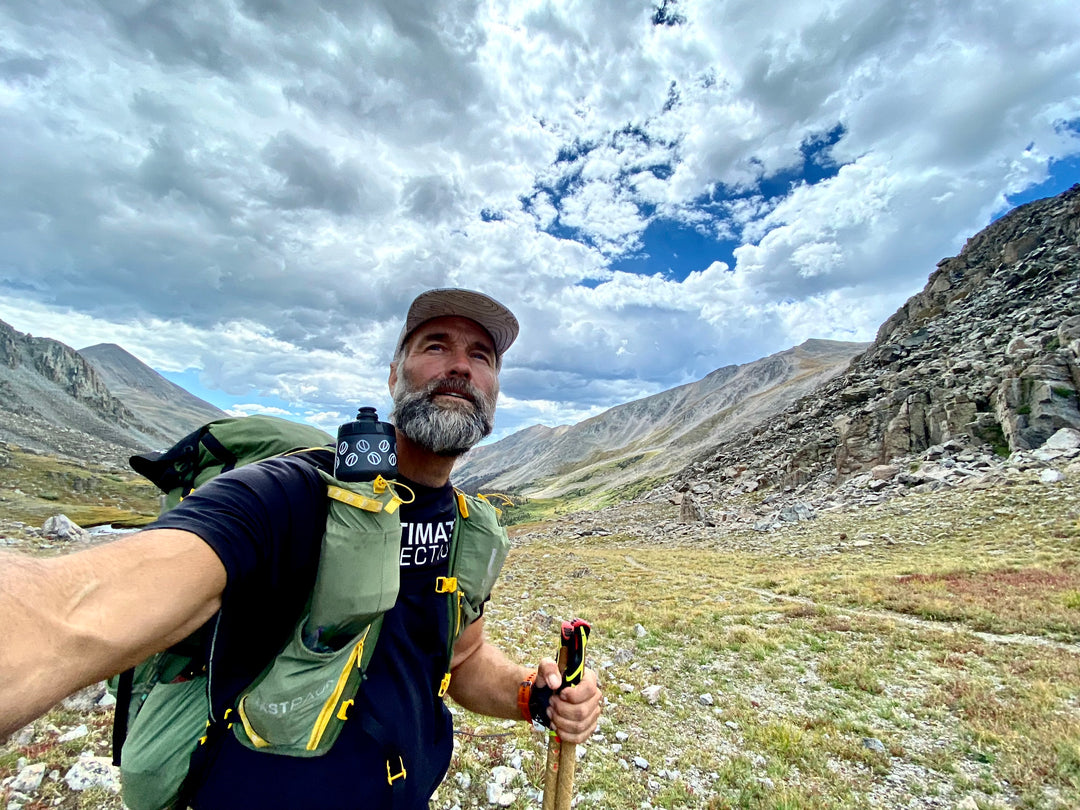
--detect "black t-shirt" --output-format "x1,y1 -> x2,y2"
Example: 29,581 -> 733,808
151,455 -> 458,809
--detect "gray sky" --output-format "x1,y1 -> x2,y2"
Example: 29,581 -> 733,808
2,0 -> 1078,440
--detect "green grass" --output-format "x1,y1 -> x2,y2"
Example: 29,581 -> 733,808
0,445 -> 158,530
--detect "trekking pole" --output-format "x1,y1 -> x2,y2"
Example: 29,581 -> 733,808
542,619 -> 591,810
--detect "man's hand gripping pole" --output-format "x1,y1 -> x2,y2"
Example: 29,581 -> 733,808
542,618 -> 591,810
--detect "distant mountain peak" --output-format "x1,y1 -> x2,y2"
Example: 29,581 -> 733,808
453,337 -> 867,498
78,343 -> 225,435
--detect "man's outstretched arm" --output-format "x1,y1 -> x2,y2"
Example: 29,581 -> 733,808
447,618 -> 602,744
0,528 -> 226,738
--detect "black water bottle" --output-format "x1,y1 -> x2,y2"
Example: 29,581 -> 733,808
334,407 -> 398,481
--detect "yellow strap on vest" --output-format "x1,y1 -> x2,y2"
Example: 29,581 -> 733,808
306,628 -> 369,751
477,492 -> 514,519
336,699 -> 354,721
438,672 -> 452,697
455,492 -> 469,519
326,486 -> 384,513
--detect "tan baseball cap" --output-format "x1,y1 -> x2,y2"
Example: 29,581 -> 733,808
396,288 -> 519,358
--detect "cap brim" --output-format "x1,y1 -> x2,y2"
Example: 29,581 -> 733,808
398,288 -> 519,358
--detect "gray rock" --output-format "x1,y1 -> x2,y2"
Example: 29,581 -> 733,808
1045,427 -> 1080,450
642,685 -> 664,705
61,682 -> 108,711
862,737 -> 887,754
58,724 -> 89,742
64,756 -> 121,793
11,724 -> 35,746
10,762 -> 47,793
679,494 -> 702,524
42,514 -> 91,543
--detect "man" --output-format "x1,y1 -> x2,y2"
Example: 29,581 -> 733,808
0,288 -> 602,809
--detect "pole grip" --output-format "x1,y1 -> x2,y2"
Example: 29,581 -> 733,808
559,619 -> 590,689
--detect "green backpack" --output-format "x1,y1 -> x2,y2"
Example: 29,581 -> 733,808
113,415 -> 511,810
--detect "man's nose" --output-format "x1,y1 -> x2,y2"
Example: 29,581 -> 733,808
445,348 -> 472,377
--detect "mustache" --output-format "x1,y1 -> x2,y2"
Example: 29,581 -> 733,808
425,377 -> 481,405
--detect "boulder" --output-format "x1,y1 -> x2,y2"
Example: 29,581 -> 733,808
41,514 -> 90,543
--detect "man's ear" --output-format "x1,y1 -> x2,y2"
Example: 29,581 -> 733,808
388,362 -> 398,394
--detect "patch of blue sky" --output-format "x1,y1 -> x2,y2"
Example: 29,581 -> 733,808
609,220 -> 740,282
757,124 -> 846,199
1001,118 -> 1080,214
522,125 -> 678,246
1003,158 -> 1080,212
554,137 -> 598,164
607,124 -> 848,283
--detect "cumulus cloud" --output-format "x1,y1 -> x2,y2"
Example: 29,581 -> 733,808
1,0 -> 1078,439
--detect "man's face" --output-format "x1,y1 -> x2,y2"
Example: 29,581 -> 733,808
389,316 -> 500,457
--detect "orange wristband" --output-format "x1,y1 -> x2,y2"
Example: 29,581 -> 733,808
517,671 -> 537,722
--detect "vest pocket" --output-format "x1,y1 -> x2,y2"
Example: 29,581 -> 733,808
306,472 -> 400,649
234,618 -> 380,756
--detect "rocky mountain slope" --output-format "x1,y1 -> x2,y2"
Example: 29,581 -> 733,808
454,338 -> 867,500
79,343 -> 225,441
662,184 -> 1080,515
0,321 -> 172,465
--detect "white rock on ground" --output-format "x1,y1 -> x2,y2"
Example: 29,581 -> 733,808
58,724 -> 89,742
41,514 -> 91,543
10,762 -> 47,793
485,782 -> 516,806
1044,427 -> 1080,450
64,755 -> 121,793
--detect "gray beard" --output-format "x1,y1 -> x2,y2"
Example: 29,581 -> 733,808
390,377 -> 496,457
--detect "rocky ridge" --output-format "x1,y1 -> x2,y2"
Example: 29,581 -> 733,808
656,185 -> 1080,518
0,322 -> 176,467
455,338 -> 867,499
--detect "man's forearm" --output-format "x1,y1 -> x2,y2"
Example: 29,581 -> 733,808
447,635 -> 531,720
0,529 -> 225,738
